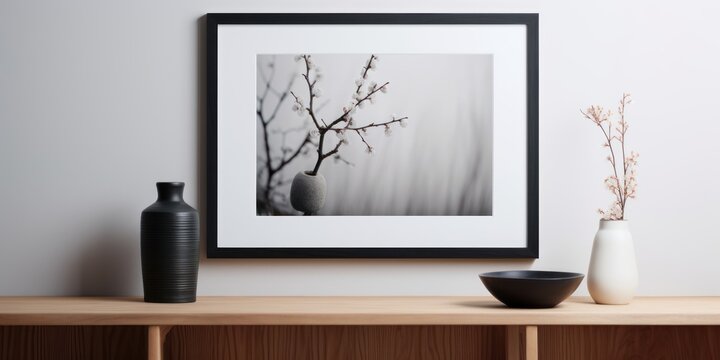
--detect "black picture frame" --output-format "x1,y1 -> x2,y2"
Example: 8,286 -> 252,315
206,13 -> 539,258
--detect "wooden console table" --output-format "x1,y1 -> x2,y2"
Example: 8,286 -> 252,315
1,297 -> 720,360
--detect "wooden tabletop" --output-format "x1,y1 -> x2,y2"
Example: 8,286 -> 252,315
1,296 -> 719,326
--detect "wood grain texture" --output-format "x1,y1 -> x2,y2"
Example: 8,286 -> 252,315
506,325 -> 522,360
0,326 -> 146,360
163,325 -> 506,360
539,326 -> 720,360
3,297 -> 720,326
3,324 -> 720,359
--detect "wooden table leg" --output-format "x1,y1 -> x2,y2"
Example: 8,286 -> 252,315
148,325 -> 173,360
506,325 -> 538,360
525,326 -> 538,360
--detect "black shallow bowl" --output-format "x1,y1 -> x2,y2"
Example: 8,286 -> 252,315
480,270 -> 584,308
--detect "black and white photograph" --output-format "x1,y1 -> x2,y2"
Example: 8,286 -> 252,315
209,14 -> 538,257
256,54 -> 493,216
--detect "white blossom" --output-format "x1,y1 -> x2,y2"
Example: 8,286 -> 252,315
399,119 -> 408,128
384,125 -> 392,137
355,79 -> 364,87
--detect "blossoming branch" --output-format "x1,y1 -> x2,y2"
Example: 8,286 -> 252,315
290,54 -> 409,176
581,93 -> 639,220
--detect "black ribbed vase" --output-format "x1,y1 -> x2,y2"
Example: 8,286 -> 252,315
141,182 -> 199,303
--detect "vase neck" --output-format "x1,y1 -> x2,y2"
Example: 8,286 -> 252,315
599,220 -> 630,230
156,182 -> 185,202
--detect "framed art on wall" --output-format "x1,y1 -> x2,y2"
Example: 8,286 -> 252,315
207,13 -> 538,258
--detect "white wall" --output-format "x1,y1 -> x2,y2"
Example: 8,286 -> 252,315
1,0 -> 719,296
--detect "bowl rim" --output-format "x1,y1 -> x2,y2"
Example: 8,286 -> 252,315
479,270 -> 584,281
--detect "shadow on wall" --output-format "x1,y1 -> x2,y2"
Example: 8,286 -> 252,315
196,16 -> 208,259
72,223 -> 140,296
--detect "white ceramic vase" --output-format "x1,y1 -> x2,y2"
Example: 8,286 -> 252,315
587,220 -> 638,305
290,171 -> 326,214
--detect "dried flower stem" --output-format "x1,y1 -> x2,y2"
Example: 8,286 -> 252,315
581,93 -> 638,220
